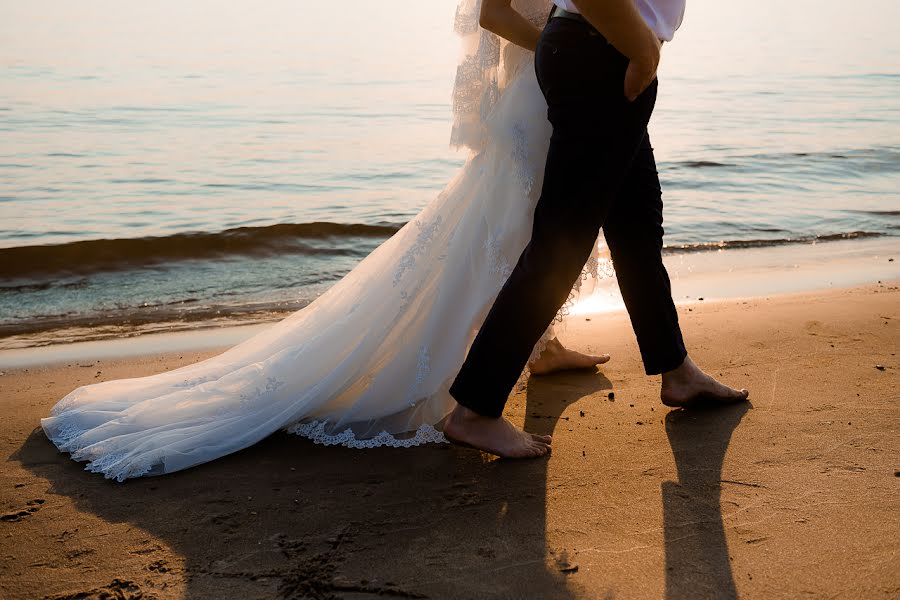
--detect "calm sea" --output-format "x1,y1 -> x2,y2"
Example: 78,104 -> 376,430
1,0 -> 898,346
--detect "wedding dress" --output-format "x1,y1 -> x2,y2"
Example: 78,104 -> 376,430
41,0 -> 611,481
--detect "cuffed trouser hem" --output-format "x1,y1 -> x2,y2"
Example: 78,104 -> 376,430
642,346 -> 688,376
448,378 -> 507,419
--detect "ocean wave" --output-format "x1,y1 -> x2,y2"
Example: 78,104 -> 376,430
846,209 -> 900,217
1,229 -> 894,346
662,231 -> 885,253
2,222 -> 890,282
0,221 -> 403,280
667,146 -> 900,174
0,301 -> 300,342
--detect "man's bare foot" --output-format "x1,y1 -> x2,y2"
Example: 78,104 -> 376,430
443,404 -> 551,458
661,355 -> 749,408
528,337 -> 610,376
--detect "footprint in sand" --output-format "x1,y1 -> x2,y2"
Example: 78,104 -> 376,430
1,498 -> 45,522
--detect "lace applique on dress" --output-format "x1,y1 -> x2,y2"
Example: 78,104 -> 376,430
407,345 -> 431,406
52,390 -> 85,415
53,421 -> 85,449
173,375 -> 215,389
453,35 -> 500,113
484,231 -> 513,280
515,1 -> 552,27
454,2 -> 479,35
238,377 -> 285,411
510,123 -> 536,194
200,377 -> 287,418
393,215 -> 443,287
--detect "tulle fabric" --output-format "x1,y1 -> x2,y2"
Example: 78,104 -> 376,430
41,0 -> 613,481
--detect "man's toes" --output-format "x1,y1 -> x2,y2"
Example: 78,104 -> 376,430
722,384 -> 747,397
715,385 -> 749,402
530,433 -> 552,444
513,443 -> 542,458
528,443 -> 548,457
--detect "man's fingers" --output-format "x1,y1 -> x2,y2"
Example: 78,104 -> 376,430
624,72 -> 645,102
624,64 -> 641,101
624,79 -> 642,102
624,62 -> 655,102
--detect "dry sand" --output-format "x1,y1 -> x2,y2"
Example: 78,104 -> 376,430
1,283 -> 898,599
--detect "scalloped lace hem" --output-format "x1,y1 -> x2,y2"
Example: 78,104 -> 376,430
286,420 -> 448,449
44,416 -> 451,482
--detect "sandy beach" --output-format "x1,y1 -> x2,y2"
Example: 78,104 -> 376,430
1,282 -> 898,599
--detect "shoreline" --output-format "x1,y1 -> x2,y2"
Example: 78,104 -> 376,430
2,282 -> 897,598
1,235 -> 897,368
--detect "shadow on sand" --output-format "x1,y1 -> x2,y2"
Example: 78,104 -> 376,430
662,403 -> 750,600
14,371 -> 747,599
14,369 -> 611,599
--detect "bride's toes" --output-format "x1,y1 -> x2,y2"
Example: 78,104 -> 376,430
530,345 -> 610,376
566,350 -> 610,369
592,353 -> 611,364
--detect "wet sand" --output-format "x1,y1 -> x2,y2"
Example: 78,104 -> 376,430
1,282 -> 898,599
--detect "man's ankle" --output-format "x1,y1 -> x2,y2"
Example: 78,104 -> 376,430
662,355 -> 694,382
451,403 -> 483,422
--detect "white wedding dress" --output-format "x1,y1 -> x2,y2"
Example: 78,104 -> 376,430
41,0 -> 611,481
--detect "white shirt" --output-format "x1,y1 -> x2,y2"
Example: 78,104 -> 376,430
552,0 -> 686,42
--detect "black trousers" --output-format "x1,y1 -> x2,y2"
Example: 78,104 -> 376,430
449,17 -> 687,418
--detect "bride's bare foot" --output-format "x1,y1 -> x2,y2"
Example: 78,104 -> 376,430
661,355 -> 749,408
528,337 -> 610,376
443,404 -> 551,458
